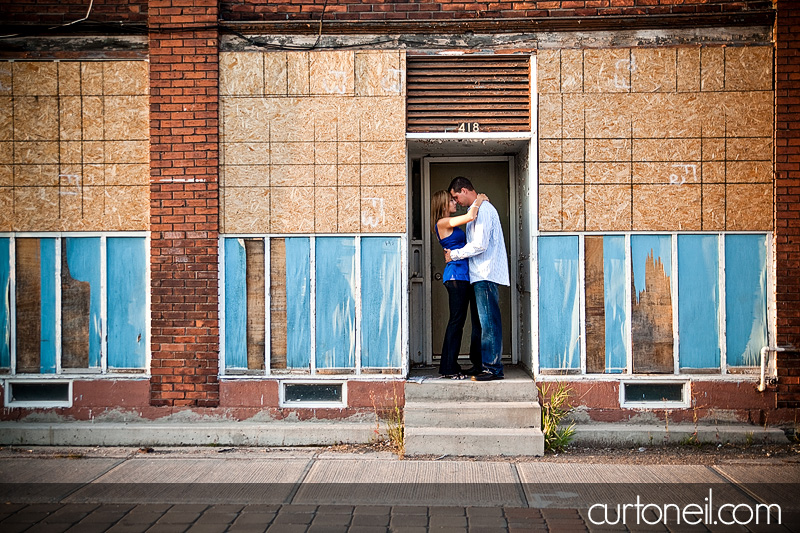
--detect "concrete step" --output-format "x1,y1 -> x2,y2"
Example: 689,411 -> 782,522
404,378 -> 538,402
404,427 -> 545,456
404,401 -> 541,429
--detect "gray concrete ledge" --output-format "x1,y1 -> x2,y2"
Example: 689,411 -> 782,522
0,421 -> 377,447
571,423 -> 789,446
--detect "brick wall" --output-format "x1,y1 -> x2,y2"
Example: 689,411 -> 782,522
0,0 -> 147,25
149,0 -> 220,407
221,0 -> 772,21
775,0 -> 800,408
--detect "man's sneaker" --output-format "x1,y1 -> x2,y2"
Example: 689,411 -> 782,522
463,366 -> 483,376
471,371 -> 504,381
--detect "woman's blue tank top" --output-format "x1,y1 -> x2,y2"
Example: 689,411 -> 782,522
435,224 -> 470,282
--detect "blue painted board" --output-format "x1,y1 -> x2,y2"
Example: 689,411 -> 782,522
65,238 -> 102,368
224,238 -> 247,369
107,238 -> 147,368
0,238 -> 9,368
315,237 -> 356,369
678,235 -> 721,369
538,236 -> 580,370
603,236 -> 627,373
361,237 -> 402,368
39,239 -> 57,373
286,238 -> 311,369
725,235 -> 767,367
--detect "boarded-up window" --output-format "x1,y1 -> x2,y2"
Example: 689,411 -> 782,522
406,55 -> 531,133
0,235 -> 147,375
535,233 -> 768,375
223,236 -> 404,374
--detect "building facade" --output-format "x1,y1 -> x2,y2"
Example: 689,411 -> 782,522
0,0 -> 798,439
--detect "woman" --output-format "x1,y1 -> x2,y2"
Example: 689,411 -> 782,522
431,190 -> 488,379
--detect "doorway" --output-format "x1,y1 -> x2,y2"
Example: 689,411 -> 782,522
421,156 -> 517,367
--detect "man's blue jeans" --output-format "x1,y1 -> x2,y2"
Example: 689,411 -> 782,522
472,280 -> 504,377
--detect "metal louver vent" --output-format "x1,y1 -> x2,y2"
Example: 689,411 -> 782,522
406,55 -> 531,134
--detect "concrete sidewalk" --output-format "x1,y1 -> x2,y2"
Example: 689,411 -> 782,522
1,446 -> 799,532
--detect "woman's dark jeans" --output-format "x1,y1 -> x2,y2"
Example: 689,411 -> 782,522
440,280 -> 482,375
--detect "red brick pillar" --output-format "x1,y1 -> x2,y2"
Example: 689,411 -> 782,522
148,0 -> 220,407
775,0 -> 800,408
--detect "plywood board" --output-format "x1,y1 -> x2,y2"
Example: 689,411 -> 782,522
584,236 -> 606,374
60,244 -> 90,369
13,62 -> 57,96
220,52 -> 263,96
15,238 -> 41,373
536,50 -> 560,94
264,52 -> 288,96
725,46 -> 772,91
631,48 -> 676,93
310,51 -> 354,96
355,50 -> 403,97
14,96 -> 58,141
221,186 -> 270,234
269,238 -> 287,369
270,186 -> 314,233
676,47 -> 700,93
104,61 -> 149,96
245,239 -> 266,371
585,184 -> 630,231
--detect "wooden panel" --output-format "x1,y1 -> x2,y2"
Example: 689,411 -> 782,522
15,238 -> 41,373
269,238 -> 287,370
244,238 -> 265,371
631,236 -> 674,374
406,55 -> 530,133
584,236 -> 606,374
60,243 -> 90,369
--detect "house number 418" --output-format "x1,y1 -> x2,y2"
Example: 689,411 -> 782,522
457,122 -> 480,133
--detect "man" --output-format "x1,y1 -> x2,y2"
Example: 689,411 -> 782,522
444,176 -> 509,381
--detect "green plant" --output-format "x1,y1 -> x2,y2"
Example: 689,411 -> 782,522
370,382 -> 405,458
680,433 -> 701,447
539,382 -> 576,453
745,431 -> 754,447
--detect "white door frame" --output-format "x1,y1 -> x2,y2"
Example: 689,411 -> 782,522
421,155 -> 519,366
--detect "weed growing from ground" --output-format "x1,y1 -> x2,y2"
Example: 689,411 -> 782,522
539,381 -> 576,453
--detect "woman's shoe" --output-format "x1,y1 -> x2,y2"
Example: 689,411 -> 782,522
443,373 -> 467,380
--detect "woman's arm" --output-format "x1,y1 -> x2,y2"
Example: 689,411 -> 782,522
441,193 -> 488,229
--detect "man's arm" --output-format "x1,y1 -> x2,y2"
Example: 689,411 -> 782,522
449,207 -> 491,261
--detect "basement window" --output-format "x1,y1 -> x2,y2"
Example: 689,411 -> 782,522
4,380 -> 72,408
280,381 -> 346,408
621,381 -> 689,409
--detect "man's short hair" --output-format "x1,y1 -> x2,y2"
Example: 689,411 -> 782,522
448,176 -> 474,193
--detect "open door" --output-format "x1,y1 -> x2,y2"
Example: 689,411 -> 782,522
421,156 -> 517,366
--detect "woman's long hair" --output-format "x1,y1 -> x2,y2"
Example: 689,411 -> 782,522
430,190 -> 451,234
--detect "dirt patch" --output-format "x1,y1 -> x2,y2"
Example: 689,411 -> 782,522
325,440 -> 800,465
